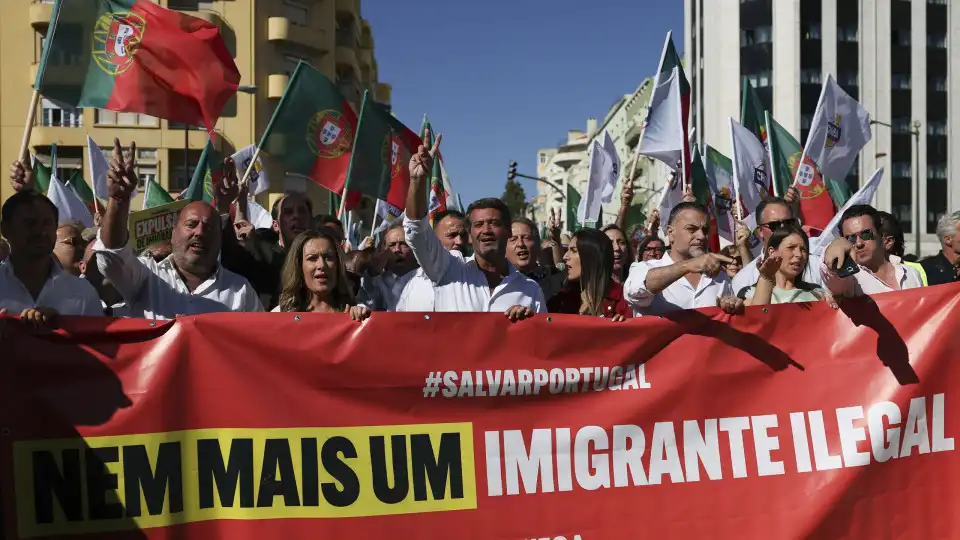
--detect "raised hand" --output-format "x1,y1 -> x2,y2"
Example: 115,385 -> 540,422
549,208 -> 563,232
409,129 -> 441,181
9,160 -> 34,192
824,237 -> 854,273
217,157 -> 241,203
107,138 -> 139,201
621,180 -> 634,206
734,219 -> 752,248
646,209 -> 661,234
784,185 -> 800,205
233,219 -> 254,242
758,255 -> 782,280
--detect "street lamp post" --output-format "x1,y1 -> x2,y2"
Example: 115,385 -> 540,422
870,119 -> 921,256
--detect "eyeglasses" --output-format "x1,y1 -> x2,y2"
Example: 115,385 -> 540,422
644,245 -> 665,253
757,218 -> 800,233
844,229 -> 876,244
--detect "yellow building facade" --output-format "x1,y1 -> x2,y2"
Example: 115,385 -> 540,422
0,0 -> 392,215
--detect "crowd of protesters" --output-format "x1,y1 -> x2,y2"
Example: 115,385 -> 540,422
0,137 -> 958,329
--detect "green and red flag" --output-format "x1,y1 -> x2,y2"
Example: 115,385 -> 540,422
690,145 -> 722,254
182,139 -> 222,205
259,61 -> 359,203
766,112 -> 836,232
31,158 -> 52,195
66,170 -> 103,215
36,0 -> 239,132
419,117 -> 449,223
344,92 -> 422,210
566,184 -> 582,233
142,177 -> 175,210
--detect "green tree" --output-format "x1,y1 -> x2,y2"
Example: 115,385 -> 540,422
501,178 -> 528,219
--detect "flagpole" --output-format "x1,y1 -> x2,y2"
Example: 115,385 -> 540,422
729,118 -> 745,223
371,198 -> 381,238
338,90 -> 370,220
792,78 -> 829,187
764,110 -> 779,197
679,73 -> 689,193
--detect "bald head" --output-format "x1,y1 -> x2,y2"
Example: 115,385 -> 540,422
171,202 -> 222,276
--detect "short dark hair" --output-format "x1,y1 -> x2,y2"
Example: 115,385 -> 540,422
510,217 -> 541,244
667,201 -> 707,226
313,214 -> 344,236
755,197 -> 792,225
433,209 -> 466,225
466,198 -> 511,225
839,204 -> 882,235
270,191 -> 313,221
877,210 -> 905,257
1,190 -> 58,227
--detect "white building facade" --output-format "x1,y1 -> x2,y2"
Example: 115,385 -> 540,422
533,79 -> 672,232
687,0 -> 960,256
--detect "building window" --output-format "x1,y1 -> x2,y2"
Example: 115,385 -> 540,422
803,23 -> 821,40
539,153 -> 547,164
927,33 -> 948,48
138,167 -> 158,187
928,163 -> 947,179
744,71 -> 772,88
928,0 -> 947,5
838,72 -> 859,87
927,121 -> 947,136
95,109 -> 158,127
838,25 -> 859,43
41,99 -> 82,128
283,0 -> 309,25
891,74 -> 911,90
892,118 -> 912,134
931,76 -> 948,92
892,161 -> 911,178
800,69 -> 822,85
740,26 -> 772,46
800,114 -> 813,130
892,28 -> 910,47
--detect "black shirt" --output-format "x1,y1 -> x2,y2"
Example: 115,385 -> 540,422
919,251 -> 959,286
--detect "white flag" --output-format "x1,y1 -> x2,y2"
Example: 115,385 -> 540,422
637,67 -> 683,170
599,132 -> 621,203
86,136 -> 109,202
232,144 -> 270,196
729,118 -> 769,222
803,75 -> 872,182
47,177 -> 94,228
810,168 -> 884,256
247,197 -> 274,230
703,144 -> 737,243
579,138 -> 618,223
656,167 -> 686,237
372,199 -> 403,236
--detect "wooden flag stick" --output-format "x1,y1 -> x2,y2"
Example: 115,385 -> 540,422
237,145 -> 263,189
19,89 -> 41,164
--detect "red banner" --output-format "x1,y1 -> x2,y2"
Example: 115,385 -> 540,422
2,285 -> 959,539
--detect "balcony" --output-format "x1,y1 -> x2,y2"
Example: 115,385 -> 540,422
30,2 -> 53,31
268,74 -> 290,99
335,46 -> 359,77
357,47 -> 372,68
551,149 -> 586,168
336,0 -> 359,17
267,17 -> 326,52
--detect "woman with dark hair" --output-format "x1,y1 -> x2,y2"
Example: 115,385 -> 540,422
274,229 -> 371,320
635,234 -> 666,262
548,229 -> 631,320
600,224 -> 633,284
741,225 -> 837,307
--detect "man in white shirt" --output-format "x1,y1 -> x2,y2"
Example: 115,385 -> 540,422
93,139 -> 263,320
402,135 -> 545,319
358,224 -> 419,311
732,191 -> 826,295
0,189 -> 102,319
624,202 -> 742,316
821,204 -> 924,296
396,209 -> 468,312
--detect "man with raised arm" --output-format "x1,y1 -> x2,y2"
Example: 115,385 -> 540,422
401,134 -> 545,319
92,139 -> 262,320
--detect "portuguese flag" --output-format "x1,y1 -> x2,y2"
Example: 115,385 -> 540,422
690,145 -> 722,254
766,112 -> 836,231
260,61 -> 358,200
419,117 -> 448,223
566,184 -> 582,233
344,91 -> 422,210
741,77 -> 768,147
32,157 -> 53,195
142,177 -> 175,209
36,0 -> 239,132
182,139 -> 222,204
66,170 -> 104,215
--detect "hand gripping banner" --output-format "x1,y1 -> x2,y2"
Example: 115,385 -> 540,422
1,285 -> 959,539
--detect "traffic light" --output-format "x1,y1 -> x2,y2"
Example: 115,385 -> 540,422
507,160 -> 517,181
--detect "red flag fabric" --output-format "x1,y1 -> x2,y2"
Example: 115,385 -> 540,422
2,285 -> 959,539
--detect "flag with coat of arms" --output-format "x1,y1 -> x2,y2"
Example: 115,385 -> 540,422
802,74 -> 872,183
637,31 -> 690,182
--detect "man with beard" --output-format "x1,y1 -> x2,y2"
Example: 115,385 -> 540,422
624,202 -> 742,316
507,217 -> 564,300
355,224 -> 420,311
396,209 -> 468,311
402,134 -> 545,319
93,139 -> 262,319
821,204 -> 923,296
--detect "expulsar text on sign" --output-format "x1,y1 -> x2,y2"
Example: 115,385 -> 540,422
424,365 -> 651,399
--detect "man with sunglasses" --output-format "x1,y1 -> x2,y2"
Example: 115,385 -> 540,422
731,197 -> 826,295
821,205 -> 924,296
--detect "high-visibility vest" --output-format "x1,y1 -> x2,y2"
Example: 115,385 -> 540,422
905,261 -> 929,286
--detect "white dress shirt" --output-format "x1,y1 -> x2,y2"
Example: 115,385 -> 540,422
93,233 -> 263,320
0,259 -> 103,316
623,253 -> 734,315
732,252 -> 826,295
361,268 -> 417,312
395,268 -> 436,312
820,258 -> 924,297
403,216 -> 546,313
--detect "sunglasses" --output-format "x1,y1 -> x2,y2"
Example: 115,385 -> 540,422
757,218 -> 800,233
844,229 -> 876,244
